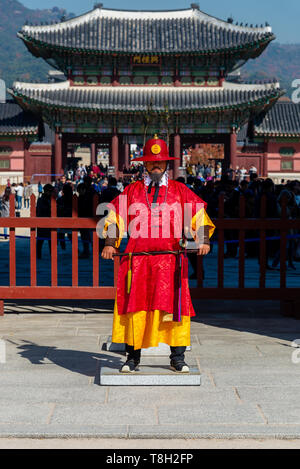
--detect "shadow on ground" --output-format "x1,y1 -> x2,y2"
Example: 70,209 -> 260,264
7,338 -> 124,385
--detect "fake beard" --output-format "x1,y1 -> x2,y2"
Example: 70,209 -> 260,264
148,171 -> 164,185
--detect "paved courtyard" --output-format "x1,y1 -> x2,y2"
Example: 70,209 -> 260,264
1,299 -> 300,441
1,217 -> 300,443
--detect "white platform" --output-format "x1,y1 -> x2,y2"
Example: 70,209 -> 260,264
100,365 -> 201,386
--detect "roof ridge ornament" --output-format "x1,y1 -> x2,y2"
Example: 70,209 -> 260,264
190,3 -> 200,10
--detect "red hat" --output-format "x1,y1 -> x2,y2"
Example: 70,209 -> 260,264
134,135 -> 180,162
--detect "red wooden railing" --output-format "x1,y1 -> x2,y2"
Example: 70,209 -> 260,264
0,194 -> 120,315
191,194 -> 300,303
0,193 -> 299,316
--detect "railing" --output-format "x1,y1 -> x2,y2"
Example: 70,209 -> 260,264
191,194 -> 300,304
0,193 -> 120,315
0,193 -> 299,316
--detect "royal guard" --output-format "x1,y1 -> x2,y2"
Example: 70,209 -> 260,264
101,135 -> 215,373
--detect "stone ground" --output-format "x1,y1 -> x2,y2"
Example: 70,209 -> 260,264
1,438 -> 300,449
1,299 -> 300,448
1,208 -> 300,447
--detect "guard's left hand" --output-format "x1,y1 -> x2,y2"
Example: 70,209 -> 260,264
198,244 -> 210,256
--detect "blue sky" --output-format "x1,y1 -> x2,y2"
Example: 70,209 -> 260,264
21,0 -> 295,43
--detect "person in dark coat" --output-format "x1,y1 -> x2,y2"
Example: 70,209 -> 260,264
78,177 -> 98,258
57,183 -> 73,250
98,177 -> 121,205
255,179 -> 278,269
0,187 -> 11,239
36,184 -> 54,259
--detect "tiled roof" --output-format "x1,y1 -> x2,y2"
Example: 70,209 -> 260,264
19,7 -> 274,55
255,101 -> 300,137
10,81 -> 283,113
0,101 -> 39,136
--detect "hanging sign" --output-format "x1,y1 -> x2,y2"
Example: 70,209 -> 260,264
132,55 -> 160,66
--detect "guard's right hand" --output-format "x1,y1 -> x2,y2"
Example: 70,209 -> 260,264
101,246 -> 117,260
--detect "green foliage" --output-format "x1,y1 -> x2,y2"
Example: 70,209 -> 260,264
241,43 -> 300,97
0,0 -> 74,87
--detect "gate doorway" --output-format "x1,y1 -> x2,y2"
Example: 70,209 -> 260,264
181,134 -> 232,179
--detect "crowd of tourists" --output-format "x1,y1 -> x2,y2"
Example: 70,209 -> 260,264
185,162 -> 259,182
0,180 -> 34,210
0,166 -> 299,268
184,174 -> 300,269
64,161 -> 145,184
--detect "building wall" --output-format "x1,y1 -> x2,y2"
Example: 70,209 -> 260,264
237,139 -> 300,178
236,153 -> 262,171
0,172 -> 24,186
0,139 -> 53,184
0,139 -> 25,184
236,144 -> 264,174
266,141 -> 300,175
9,141 -> 25,171
25,144 -> 53,183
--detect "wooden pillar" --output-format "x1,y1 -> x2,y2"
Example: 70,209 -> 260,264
262,141 -> 268,178
91,143 -> 97,166
124,143 -> 130,170
174,75 -> 181,87
112,75 -> 119,86
111,134 -> 119,176
262,153 -> 268,178
62,140 -> 68,171
55,131 -> 63,177
230,131 -> 238,170
23,140 -> 31,182
173,134 -> 181,180
119,142 -> 128,173
224,134 -> 231,172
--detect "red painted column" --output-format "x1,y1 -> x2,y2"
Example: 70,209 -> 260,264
173,134 -> 181,180
111,134 -> 119,177
62,140 -> 68,171
262,141 -> 268,177
120,142 -> 130,172
174,75 -> 181,87
91,143 -> 97,166
23,139 -> 31,182
230,131 -> 238,171
55,131 -> 63,178
124,143 -> 130,170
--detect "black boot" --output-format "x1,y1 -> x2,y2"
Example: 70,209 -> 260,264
120,345 -> 141,373
170,346 -> 189,373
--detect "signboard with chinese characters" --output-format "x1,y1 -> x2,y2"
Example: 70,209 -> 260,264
132,55 -> 160,66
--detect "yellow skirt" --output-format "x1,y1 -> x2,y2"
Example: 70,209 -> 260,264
112,300 -> 191,351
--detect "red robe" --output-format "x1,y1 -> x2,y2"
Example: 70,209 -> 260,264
106,180 -> 214,319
